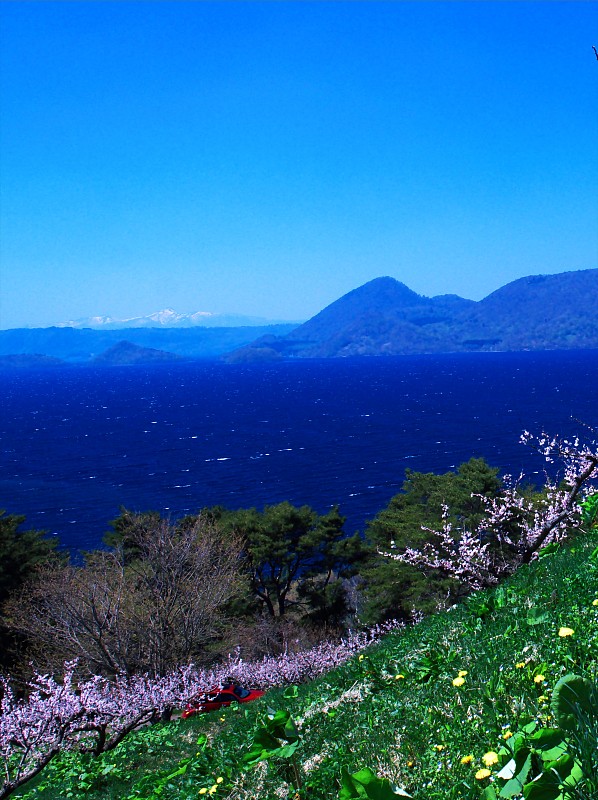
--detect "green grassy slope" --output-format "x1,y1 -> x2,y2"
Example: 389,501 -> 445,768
15,530 -> 598,800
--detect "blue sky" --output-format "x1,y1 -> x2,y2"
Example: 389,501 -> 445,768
1,1 -> 597,328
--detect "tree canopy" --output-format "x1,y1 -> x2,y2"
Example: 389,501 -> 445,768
0,511 -> 60,671
205,501 -> 365,624
4,514 -> 243,678
361,458 -> 503,622
0,511 -> 58,604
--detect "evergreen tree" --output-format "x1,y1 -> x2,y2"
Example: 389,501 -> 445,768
0,511 -> 59,671
360,458 -> 503,622
208,502 -> 365,623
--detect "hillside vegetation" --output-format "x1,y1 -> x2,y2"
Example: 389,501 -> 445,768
232,269 -> 598,360
10,526 -> 598,800
2,431 -> 597,800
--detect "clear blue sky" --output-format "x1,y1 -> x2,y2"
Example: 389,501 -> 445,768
1,1 -> 597,328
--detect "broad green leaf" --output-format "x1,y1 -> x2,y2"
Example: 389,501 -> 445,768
496,758 -> 517,780
267,708 -> 291,727
543,753 -> 574,781
340,766 -> 369,799
339,767 -> 412,799
498,752 -> 532,798
523,770 -> 562,800
561,760 -> 585,788
551,674 -> 595,732
526,608 -> 550,626
522,721 -> 539,735
270,740 -> 300,760
529,728 -> 566,751
242,729 -> 281,764
482,787 -> 498,800
511,733 -> 529,756
499,777 -> 526,798
513,747 -> 533,775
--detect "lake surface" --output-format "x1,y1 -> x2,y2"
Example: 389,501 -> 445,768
1,351 -> 597,552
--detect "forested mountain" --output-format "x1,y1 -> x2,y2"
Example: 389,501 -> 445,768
91,341 -> 181,365
2,270 -> 596,364
229,269 -> 598,360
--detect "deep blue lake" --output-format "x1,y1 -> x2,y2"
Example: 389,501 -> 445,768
1,351 -> 597,552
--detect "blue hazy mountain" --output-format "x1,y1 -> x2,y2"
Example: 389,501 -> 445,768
0,324 -> 297,363
228,269 -> 598,360
2,269 -> 597,363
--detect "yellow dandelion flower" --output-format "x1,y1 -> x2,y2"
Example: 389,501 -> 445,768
558,627 -> 575,637
534,674 -> 545,684
452,676 -> 466,687
515,661 -> 526,669
216,778 -> 224,784
395,673 -> 405,680
502,731 -> 513,740
199,791 -> 208,796
592,599 -> 598,607
538,695 -> 548,703
475,768 -> 492,780
434,744 -> 445,751
219,716 -> 225,722
460,755 -> 474,764
458,670 -> 468,677
209,787 -> 218,796
482,751 -> 499,767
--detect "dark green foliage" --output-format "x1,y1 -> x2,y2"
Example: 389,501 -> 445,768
0,511 -> 59,670
18,524 -> 598,800
206,502 -> 366,622
360,458 -> 503,622
551,673 -> 596,733
340,766 -> 412,798
104,508 -> 164,561
580,492 -> 598,529
10,527 -> 598,800
0,512 -> 58,603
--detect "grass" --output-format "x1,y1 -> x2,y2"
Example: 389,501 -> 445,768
13,529 -> 598,800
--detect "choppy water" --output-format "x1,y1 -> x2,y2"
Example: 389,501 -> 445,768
1,350 -> 597,551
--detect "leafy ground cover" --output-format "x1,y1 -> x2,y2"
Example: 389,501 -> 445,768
12,529 -> 598,800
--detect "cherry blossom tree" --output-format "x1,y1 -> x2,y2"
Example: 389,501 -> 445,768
0,622 -> 402,798
0,663 -> 85,799
380,430 -> 598,593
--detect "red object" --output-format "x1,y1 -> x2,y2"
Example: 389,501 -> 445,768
181,683 -> 265,719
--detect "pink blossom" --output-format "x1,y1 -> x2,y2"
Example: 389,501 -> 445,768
382,430 -> 598,593
0,622 -> 402,798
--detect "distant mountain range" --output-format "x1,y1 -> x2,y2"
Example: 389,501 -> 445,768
54,309 -> 299,329
1,269 -> 596,366
226,268 -> 598,361
0,324 -> 297,364
91,341 -> 182,365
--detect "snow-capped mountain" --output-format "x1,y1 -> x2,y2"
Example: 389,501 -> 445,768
55,309 -> 298,329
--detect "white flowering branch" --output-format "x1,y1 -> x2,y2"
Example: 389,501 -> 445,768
0,663 -> 85,800
381,430 -> 598,593
0,621 -> 402,798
